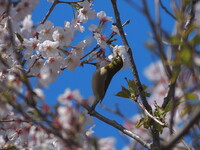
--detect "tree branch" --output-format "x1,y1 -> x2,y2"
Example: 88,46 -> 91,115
142,0 -> 172,80
110,0 -> 152,113
40,0 -> 59,24
137,100 -> 166,127
162,108 -> 200,150
82,103 -> 151,149
159,0 -> 176,20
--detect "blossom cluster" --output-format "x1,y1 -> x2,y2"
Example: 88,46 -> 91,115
0,87 -> 117,149
0,0 -> 129,149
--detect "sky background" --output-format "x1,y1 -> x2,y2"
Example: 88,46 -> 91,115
32,0 -> 174,149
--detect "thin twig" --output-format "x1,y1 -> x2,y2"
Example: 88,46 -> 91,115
100,104 -> 134,124
142,0 -> 172,79
137,100 -> 166,126
0,83 -> 76,148
162,108 -> 200,150
40,0 -> 59,24
184,0 -> 198,30
0,119 -> 29,123
58,0 -> 83,4
80,20 -> 130,60
80,45 -> 100,60
159,0 -> 176,20
168,0 -> 198,136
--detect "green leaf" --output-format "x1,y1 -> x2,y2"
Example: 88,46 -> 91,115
185,93 -> 198,101
167,36 -> 182,45
145,92 -> 151,97
136,117 -> 148,128
164,100 -> 185,114
115,86 -> 131,99
142,84 -> 148,90
116,78 -> 151,100
16,32 -> 24,43
153,122 -> 164,133
164,101 -> 172,114
180,48 -> 191,64
70,3 -> 82,10
127,80 -> 138,94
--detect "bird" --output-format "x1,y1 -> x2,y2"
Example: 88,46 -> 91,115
89,54 -> 123,113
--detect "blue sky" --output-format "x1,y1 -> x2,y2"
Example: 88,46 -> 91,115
32,0 -> 174,149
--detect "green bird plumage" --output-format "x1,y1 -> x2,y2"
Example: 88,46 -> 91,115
90,55 -> 123,113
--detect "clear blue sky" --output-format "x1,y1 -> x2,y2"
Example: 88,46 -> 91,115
32,1 -> 174,149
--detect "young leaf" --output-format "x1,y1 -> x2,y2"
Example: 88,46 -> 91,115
115,86 -> 131,99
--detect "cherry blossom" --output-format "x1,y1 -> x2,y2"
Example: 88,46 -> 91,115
93,32 -> 107,49
23,38 -> 39,60
52,27 -> 73,47
58,88 -> 83,105
76,0 -> 96,23
39,56 -> 63,87
97,11 -> 113,23
111,25 -> 120,35
89,24 -> 99,32
38,40 -> 59,58
13,0 -> 39,21
21,15 -> 33,33
0,1 -> 123,149
28,55 -> 44,76
63,54 -> 81,71
144,61 -> 167,82
37,21 -> 55,41
98,137 -> 116,150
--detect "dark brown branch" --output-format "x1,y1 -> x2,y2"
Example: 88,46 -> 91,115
110,0 -> 152,113
57,0 -> 84,4
82,103 -> 151,149
162,81 -> 176,109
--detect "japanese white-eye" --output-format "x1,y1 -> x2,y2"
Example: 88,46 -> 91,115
89,54 -> 123,113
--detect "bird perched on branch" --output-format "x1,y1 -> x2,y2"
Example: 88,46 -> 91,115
89,54 -> 123,113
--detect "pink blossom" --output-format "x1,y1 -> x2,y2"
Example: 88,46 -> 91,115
37,21 -> 54,41
28,55 -> 44,76
52,27 -> 73,47
38,40 -> 59,58
64,54 -> 81,71
98,137 -> 116,150
94,33 -> 107,49
58,88 -> 83,105
97,11 -> 112,23
76,0 -> 96,23
39,56 -> 63,87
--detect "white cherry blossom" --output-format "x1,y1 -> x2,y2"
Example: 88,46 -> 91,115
93,32 -> 107,49
63,54 -> 81,71
76,0 -> 96,23
38,40 -> 59,58
28,55 -> 44,76
97,11 -> 112,23
37,21 -> 55,41
52,27 -> 73,47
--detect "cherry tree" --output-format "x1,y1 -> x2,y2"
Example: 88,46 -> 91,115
0,0 -> 200,150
